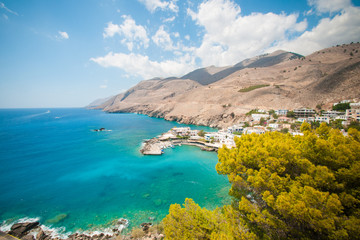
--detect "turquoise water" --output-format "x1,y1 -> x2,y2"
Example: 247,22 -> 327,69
0,108 -> 230,234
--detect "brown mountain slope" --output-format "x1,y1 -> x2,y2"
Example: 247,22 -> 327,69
95,43 -> 360,128
100,78 -> 201,112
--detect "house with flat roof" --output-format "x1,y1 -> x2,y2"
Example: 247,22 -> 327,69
350,102 -> 360,108
172,127 -> 190,136
251,114 -> 270,121
346,108 -> 360,121
244,126 -> 266,135
315,116 -> 330,124
277,116 -> 292,122
227,125 -> 244,134
322,111 -> 343,118
275,110 -> 288,115
294,108 -> 315,118
268,123 -> 279,129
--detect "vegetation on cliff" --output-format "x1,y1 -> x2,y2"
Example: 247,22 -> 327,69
163,123 -> 360,239
238,84 -> 270,93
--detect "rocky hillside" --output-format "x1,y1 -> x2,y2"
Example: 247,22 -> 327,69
92,43 -> 360,128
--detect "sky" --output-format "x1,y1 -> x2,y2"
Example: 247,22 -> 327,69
0,0 -> 360,108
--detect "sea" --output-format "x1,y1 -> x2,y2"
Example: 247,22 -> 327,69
0,108 -> 230,237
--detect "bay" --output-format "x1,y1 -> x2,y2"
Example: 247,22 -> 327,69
0,108 -> 230,234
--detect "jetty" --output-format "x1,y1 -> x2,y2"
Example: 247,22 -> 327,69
140,132 -> 219,155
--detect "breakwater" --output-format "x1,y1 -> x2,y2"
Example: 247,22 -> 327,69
140,138 -> 218,155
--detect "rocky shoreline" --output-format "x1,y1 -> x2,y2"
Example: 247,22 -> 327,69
1,220 -> 164,240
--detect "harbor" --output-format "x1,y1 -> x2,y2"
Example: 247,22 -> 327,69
140,128 -> 219,155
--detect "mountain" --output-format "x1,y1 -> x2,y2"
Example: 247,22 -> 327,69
91,43 -> 360,128
87,95 -> 116,108
180,50 -> 302,85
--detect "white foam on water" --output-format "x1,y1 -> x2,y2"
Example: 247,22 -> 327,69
78,218 -> 129,238
0,217 -> 41,232
0,217 -> 129,239
40,224 -> 71,239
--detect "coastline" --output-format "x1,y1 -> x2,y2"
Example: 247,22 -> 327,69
0,217 -> 129,240
140,138 -> 218,155
0,217 -> 166,240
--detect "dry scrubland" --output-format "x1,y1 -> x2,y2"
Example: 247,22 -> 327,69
93,43 -> 360,128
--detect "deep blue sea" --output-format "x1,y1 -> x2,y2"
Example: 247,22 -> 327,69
0,108 -> 230,235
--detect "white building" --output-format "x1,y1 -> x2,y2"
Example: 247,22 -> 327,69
205,132 -> 236,148
268,123 -> 279,129
308,117 -> 315,122
244,127 -> 266,135
346,109 -> 360,121
336,115 -> 349,121
294,108 -> 315,118
296,118 -> 307,123
251,114 -> 270,121
315,116 -> 330,124
350,102 -> 360,109
227,125 -> 244,134
291,132 -> 304,136
172,127 -> 190,136
189,130 -> 200,136
322,111 -> 343,118
205,133 -> 218,142
275,110 -> 288,116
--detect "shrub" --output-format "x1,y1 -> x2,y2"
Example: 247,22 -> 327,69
332,102 -> 350,111
238,84 -> 270,92
131,227 -> 145,239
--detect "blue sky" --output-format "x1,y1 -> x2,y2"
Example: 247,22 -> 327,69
1,0 -> 360,108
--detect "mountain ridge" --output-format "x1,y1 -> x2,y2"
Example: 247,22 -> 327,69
90,43 -> 360,128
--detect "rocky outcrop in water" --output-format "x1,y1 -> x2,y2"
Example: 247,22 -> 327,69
3,219 -> 130,240
8,222 -> 39,238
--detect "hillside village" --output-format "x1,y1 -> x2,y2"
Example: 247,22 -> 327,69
141,99 -> 360,154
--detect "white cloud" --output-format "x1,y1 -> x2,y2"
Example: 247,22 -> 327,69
152,25 -> 175,50
93,0 -> 360,80
138,0 -> 178,13
58,31 -> 69,40
269,6 -> 360,55
103,15 -> 149,51
0,2 -> 18,16
2,13 -> 8,20
163,16 -> 176,23
103,22 -> 121,38
189,0 -> 307,66
308,0 -> 351,13
90,52 -> 196,79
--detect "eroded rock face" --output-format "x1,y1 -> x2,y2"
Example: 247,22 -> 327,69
8,222 -> 39,238
36,229 -> 51,240
22,235 -> 35,240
